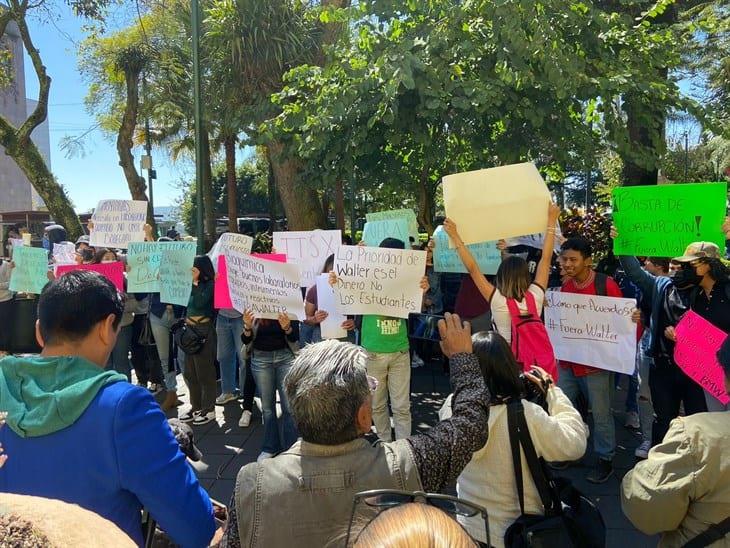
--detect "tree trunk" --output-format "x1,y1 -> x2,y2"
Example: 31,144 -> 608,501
201,131 -> 216,248
0,11 -> 82,239
117,66 -> 157,232
621,92 -> 662,186
266,141 -> 327,230
267,156 -> 276,234
224,136 -> 238,232
7,135 -> 83,239
416,169 -> 435,236
334,179 -> 345,230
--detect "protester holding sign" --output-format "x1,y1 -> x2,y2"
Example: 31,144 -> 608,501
556,237 -> 624,484
443,203 -> 560,349
331,238 -> 430,442
667,241 -> 730,412
178,256 -> 218,426
241,310 -> 300,462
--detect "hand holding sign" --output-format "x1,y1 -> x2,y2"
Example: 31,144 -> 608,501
612,182 -> 727,257
89,200 -> 148,249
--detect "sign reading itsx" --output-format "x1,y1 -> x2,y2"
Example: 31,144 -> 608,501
273,230 -> 341,288
89,200 -> 148,249
612,182 -> 727,257
544,291 -> 637,374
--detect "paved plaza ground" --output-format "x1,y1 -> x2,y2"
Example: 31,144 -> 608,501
161,361 -> 657,546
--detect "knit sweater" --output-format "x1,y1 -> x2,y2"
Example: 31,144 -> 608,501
439,386 -> 588,547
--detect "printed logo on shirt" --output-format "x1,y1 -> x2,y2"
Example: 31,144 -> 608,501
377,318 -> 401,336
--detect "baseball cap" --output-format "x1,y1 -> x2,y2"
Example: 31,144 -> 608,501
168,418 -> 203,461
672,242 -> 721,263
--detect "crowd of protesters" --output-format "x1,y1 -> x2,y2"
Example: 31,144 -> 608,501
0,207 -> 729,548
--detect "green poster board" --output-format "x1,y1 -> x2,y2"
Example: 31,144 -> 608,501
612,183 -> 727,257
9,246 -> 48,294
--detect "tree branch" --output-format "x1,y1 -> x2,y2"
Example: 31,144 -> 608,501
13,2 -> 50,143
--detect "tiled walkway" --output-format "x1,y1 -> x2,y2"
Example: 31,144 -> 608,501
164,362 -> 656,546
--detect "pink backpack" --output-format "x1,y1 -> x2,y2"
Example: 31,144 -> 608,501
506,291 -> 558,379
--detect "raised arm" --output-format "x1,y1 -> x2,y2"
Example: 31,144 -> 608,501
534,202 -> 561,289
406,314 -> 490,492
610,225 -> 657,297
442,219 -> 495,301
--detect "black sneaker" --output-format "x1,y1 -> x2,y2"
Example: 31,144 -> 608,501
586,459 -> 614,484
179,411 -> 199,423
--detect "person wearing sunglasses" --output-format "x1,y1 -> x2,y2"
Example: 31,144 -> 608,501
346,490 -> 487,547
221,313 -> 491,548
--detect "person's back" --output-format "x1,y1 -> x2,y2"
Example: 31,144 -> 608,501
0,271 -> 215,547
621,412 -> 730,547
234,437 -> 420,545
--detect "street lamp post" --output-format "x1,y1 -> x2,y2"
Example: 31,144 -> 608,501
191,0 -> 205,254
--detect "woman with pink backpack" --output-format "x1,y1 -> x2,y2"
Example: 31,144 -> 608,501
443,202 -> 561,378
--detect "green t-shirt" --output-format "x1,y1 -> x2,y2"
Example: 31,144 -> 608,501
361,315 -> 409,353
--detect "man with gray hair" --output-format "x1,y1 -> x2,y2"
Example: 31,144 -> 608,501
222,313 -> 490,547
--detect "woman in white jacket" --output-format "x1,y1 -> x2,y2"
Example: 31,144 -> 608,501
440,331 -> 588,547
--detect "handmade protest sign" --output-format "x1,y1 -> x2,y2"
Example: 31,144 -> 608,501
89,200 -> 147,249
674,310 -> 730,405
127,242 -> 162,293
9,246 -> 48,294
366,209 -> 419,246
443,162 -> 550,247
333,245 -> 427,319
273,230 -> 341,287
544,290 -> 637,374
362,218 -> 410,247
225,249 -> 304,320
432,225 -> 501,275
316,274 -> 347,339
159,242 -> 196,306
56,262 -> 124,292
208,233 -> 254,271
612,182 -> 727,257
214,254 -> 287,309
52,242 -> 76,265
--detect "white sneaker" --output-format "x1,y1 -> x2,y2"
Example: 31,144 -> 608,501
192,411 -> 216,425
215,393 -> 237,406
625,411 -> 640,430
635,440 -> 651,459
238,410 -> 253,428
257,451 -> 274,463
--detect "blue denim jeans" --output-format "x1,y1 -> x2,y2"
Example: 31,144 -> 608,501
150,309 -> 182,391
106,324 -> 132,381
250,349 -> 299,454
558,366 -> 615,460
298,323 -> 322,348
216,315 -> 244,394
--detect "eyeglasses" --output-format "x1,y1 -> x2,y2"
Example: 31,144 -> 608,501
345,489 -> 490,547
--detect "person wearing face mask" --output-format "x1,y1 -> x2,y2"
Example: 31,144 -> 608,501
666,241 -> 730,413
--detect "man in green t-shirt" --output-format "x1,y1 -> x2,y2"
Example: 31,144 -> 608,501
358,238 -> 429,442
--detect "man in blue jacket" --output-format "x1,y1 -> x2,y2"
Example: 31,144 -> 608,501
0,271 -> 215,547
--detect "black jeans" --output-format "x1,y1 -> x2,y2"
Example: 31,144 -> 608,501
131,314 -> 164,385
240,356 -> 256,412
650,356 -> 708,445
0,298 -> 13,352
183,321 -> 217,414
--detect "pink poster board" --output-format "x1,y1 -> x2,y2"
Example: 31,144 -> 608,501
674,310 -> 729,405
214,254 -> 286,309
56,262 -> 125,292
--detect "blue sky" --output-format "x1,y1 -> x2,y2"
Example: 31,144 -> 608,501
25,7 -> 193,212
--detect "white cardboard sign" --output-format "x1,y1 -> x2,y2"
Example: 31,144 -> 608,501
544,290 -> 637,374
316,274 -> 347,339
90,200 -> 147,249
273,230 -> 341,288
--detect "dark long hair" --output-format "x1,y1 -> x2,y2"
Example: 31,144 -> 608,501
472,331 -> 522,404
706,258 -> 730,283
193,255 -> 215,283
91,248 -> 117,264
496,255 -> 531,300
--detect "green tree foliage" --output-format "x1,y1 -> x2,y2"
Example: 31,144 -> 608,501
270,0 -> 701,230
179,154 -> 279,234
